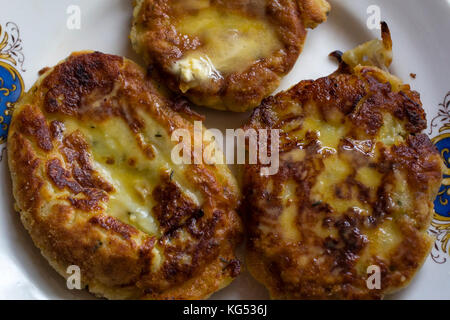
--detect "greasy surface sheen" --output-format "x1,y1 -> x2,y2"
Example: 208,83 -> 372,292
242,45 -> 443,299
7,52 -> 242,299
130,0 -> 330,112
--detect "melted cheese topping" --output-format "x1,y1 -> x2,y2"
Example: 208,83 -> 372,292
357,218 -> 403,274
356,167 -> 383,190
54,113 -> 203,238
173,5 -> 282,84
297,103 -> 413,220
174,0 -> 210,11
301,107 -> 411,275
300,117 -> 348,151
172,55 -> 220,91
369,220 -> 402,256
311,156 -> 372,215
378,113 -> 406,146
291,105 -> 348,152
279,181 -> 301,242
391,169 -> 413,215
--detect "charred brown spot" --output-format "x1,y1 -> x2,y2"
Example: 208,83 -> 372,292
152,175 -> 198,233
89,215 -> 138,240
139,236 -> 156,258
351,94 -> 384,136
127,157 -> 137,167
50,120 -> 65,140
223,259 -> 241,278
47,158 -> 109,212
335,216 -> 367,253
397,91 -> 426,133
138,142 -> 155,160
171,97 -> 205,122
306,74 -> 366,115
16,105 -> 53,151
43,52 -> 122,117
47,158 -> 83,194
387,134 -> 443,189
68,189 -> 108,212
38,66 -> 51,76
61,131 -> 113,192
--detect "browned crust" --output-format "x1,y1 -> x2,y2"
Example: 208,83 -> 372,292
296,0 -> 331,28
131,0 -> 329,112
242,64 -> 443,299
7,51 -> 242,299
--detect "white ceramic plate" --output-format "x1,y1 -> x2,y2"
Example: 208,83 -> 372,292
0,0 -> 449,300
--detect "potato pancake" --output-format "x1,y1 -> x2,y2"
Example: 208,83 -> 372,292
130,0 -> 330,112
242,24 -> 443,299
7,51 -> 242,299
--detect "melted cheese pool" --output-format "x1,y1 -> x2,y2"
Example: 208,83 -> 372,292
173,5 -> 282,83
53,114 -> 203,237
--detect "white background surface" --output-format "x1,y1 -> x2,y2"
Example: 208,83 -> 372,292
0,0 -> 449,299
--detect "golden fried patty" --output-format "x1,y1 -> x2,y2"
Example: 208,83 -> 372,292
242,25 -> 443,299
7,52 -> 242,299
130,0 -> 330,112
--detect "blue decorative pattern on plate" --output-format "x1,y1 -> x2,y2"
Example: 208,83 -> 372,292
0,22 -> 24,144
429,92 -> 450,264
